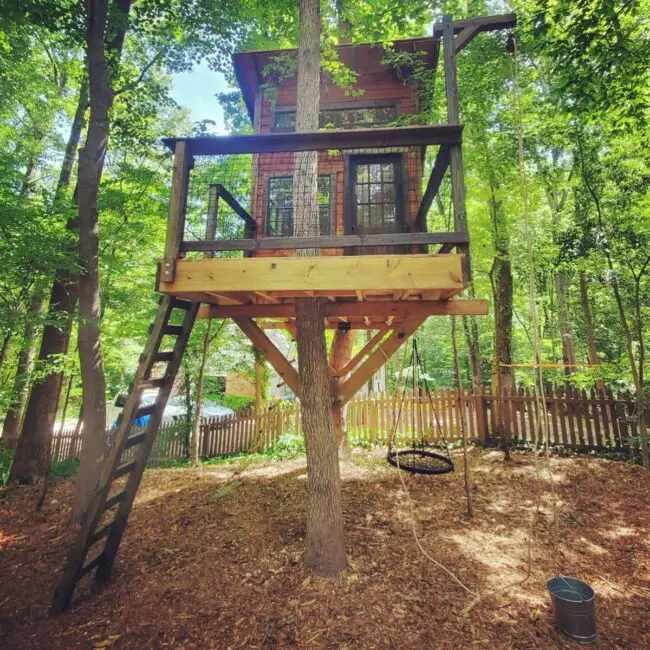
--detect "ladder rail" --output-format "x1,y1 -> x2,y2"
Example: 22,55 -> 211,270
96,301 -> 199,583
51,297 -> 198,614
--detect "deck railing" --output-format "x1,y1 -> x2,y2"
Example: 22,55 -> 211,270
159,125 -> 471,282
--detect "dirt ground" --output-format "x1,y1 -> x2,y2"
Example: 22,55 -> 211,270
1,448 -> 649,649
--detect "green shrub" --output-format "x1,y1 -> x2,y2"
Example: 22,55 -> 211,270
267,432 -> 305,460
222,395 -> 256,414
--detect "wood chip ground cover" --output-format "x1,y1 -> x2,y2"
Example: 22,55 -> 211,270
0,449 -> 648,649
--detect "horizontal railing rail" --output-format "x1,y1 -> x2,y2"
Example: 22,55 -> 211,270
163,124 -> 463,156
180,231 -> 469,253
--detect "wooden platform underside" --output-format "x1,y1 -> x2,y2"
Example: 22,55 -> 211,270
157,254 -> 483,329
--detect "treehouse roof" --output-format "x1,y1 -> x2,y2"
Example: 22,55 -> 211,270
232,37 -> 439,122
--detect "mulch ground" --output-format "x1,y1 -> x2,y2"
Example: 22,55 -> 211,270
0,448 -> 649,649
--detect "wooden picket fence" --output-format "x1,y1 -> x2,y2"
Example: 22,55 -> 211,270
40,387 -> 640,467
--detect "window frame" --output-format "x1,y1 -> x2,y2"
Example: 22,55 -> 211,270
271,100 -> 400,133
265,173 -> 336,238
344,153 -> 408,237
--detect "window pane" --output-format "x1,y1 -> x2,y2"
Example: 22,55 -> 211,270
353,158 -> 399,234
267,175 -> 331,237
275,105 -> 397,132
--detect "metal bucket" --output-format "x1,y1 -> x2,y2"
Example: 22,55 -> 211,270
547,576 -> 597,644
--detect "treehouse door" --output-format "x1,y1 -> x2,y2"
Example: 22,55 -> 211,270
344,153 -> 407,254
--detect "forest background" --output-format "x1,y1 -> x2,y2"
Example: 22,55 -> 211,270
0,0 -> 647,470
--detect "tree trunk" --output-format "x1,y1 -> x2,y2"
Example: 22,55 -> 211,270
462,282 -> 482,390
190,321 -> 213,466
555,272 -> 577,374
9,81 -> 89,483
329,329 -> 356,458
293,0 -> 346,574
254,347 -> 268,412
296,299 -> 347,574
578,271 -> 605,392
488,190 -> 513,459
1,293 -> 44,443
73,0 -> 132,521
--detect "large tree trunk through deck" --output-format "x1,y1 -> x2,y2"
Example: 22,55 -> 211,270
296,300 -> 347,574
73,0 -> 133,521
293,0 -> 347,575
329,329 -> 356,458
8,83 -> 89,484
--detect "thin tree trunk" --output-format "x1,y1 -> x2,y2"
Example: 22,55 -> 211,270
254,347 -> 268,412
555,272 -> 577,373
9,82 -> 89,484
462,282 -> 482,390
488,188 -> 513,460
73,0 -> 133,521
451,317 -> 473,517
294,0 -> 346,575
190,320 -> 213,466
578,271 -> 605,392
1,294 -> 44,443
329,329 -> 356,458
0,331 -> 11,370
58,372 -> 74,436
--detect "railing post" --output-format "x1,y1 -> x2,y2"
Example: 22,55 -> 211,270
442,14 -> 471,283
161,140 -> 192,282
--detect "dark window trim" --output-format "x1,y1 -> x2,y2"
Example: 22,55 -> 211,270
271,100 -> 401,133
265,173 -> 336,237
344,153 -> 407,239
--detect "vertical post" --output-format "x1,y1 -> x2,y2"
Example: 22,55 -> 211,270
475,384 -> 489,444
161,140 -> 192,282
204,183 -> 219,254
442,14 -> 470,283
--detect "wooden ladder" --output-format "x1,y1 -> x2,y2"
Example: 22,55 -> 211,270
51,295 -> 199,614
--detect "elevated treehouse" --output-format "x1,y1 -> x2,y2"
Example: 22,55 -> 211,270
51,13 -> 516,613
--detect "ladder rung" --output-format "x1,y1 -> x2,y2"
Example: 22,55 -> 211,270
124,431 -> 147,449
79,553 -> 105,578
91,522 -> 113,545
137,404 -> 156,418
163,325 -> 184,336
103,491 -> 127,511
170,297 -> 193,310
152,351 -> 174,363
113,459 -> 136,479
139,378 -> 165,390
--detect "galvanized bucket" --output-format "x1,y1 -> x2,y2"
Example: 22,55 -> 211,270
547,576 -> 597,644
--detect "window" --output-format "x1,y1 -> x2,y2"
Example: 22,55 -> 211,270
349,156 -> 404,235
267,175 -> 332,237
273,105 -> 398,132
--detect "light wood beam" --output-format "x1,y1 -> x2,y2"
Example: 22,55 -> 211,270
159,255 -> 463,295
233,317 -> 300,396
338,314 -> 428,404
198,299 -> 488,319
338,327 -> 389,377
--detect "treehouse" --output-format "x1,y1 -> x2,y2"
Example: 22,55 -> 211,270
51,13 -> 516,614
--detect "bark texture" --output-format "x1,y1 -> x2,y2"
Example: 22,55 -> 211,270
578,271 -> 605,392
254,347 -> 268,412
296,299 -> 347,574
488,189 -> 513,459
1,294 -> 44,443
73,0 -> 132,520
293,0 -> 347,574
9,85 -> 88,483
329,329 -> 356,457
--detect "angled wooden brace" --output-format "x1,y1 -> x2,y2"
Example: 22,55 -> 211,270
233,317 -> 301,397
338,314 -> 428,405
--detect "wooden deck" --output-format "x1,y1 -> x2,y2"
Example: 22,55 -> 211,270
157,253 -> 486,330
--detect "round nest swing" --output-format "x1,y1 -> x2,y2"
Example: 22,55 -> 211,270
387,448 -> 455,475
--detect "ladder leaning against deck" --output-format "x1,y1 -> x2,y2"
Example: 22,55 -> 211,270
51,295 -> 199,614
